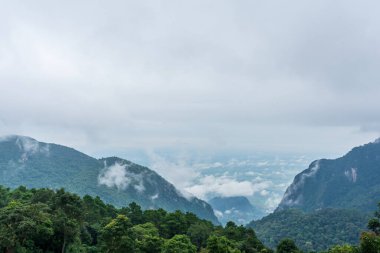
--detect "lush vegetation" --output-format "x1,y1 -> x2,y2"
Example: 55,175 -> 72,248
0,186 -> 270,253
248,208 -> 369,252
268,203 -> 380,253
1,185 -> 380,253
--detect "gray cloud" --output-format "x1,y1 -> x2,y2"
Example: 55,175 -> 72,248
0,0 -> 379,156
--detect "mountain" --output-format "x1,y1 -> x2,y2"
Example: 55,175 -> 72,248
246,139 -> 380,251
248,208 -> 369,252
209,196 -> 264,225
0,135 -> 219,224
277,139 -> 380,213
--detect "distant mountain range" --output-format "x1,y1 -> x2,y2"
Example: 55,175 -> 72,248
0,135 -> 219,224
209,196 -> 264,225
277,138 -> 380,213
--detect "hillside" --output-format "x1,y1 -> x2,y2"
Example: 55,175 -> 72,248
0,135 -> 218,224
277,139 -> 380,213
246,139 -> 380,251
248,208 -> 369,252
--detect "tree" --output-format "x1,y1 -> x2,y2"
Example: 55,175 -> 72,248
187,222 -> 212,249
368,202 -> 380,235
327,244 -> 358,253
131,222 -> 163,253
143,208 -> 167,237
224,221 -> 244,241
360,232 -> 380,253
99,214 -> 135,253
52,189 -> 83,253
120,202 -> 144,225
161,211 -> 188,238
206,235 -> 241,253
240,228 -> 266,253
0,186 -> 10,208
276,239 -> 300,253
162,235 -> 197,253
0,201 -> 53,253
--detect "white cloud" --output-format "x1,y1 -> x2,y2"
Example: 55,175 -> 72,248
98,163 -> 131,190
264,193 -> 283,212
16,136 -> 50,157
151,193 -> 159,200
134,181 -> 146,193
0,135 -> 50,163
280,160 -> 320,207
214,209 -> 223,218
147,151 -> 200,190
185,174 -> 272,200
98,162 -> 146,193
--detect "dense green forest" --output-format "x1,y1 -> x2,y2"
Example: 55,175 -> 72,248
0,186 -> 269,253
0,185 -> 379,253
248,208 -> 370,252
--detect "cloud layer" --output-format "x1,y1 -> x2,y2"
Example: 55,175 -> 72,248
0,0 -> 379,156
185,175 -> 272,200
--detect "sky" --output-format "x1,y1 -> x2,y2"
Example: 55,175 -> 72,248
0,1 -> 379,178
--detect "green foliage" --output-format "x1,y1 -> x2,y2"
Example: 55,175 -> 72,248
99,215 -> 135,252
206,235 -> 241,253
0,201 -> 53,252
161,210 -> 188,238
162,235 -> 197,253
359,232 -> 380,253
132,222 -> 163,253
326,244 -> 358,253
2,184 -> 377,253
187,222 -> 213,249
0,186 -> 270,253
276,239 -> 300,253
360,203 -> 380,253
368,202 -> 380,235
249,208 -> 369,252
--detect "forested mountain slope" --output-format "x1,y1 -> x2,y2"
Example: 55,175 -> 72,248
277,139 -> 380,213
0,135 -> 218,223
248,208 -> 369,252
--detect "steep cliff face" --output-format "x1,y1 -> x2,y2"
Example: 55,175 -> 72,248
277,139 -> 380,213
0,135 -> 219,224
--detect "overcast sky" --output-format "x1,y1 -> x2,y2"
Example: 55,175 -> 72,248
1,0 -> 379,158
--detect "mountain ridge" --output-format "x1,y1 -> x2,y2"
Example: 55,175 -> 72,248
0,135 -> 219,224
276,139 -> 380,213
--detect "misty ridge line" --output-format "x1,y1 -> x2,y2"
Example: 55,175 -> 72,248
0,134 -> 313,213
